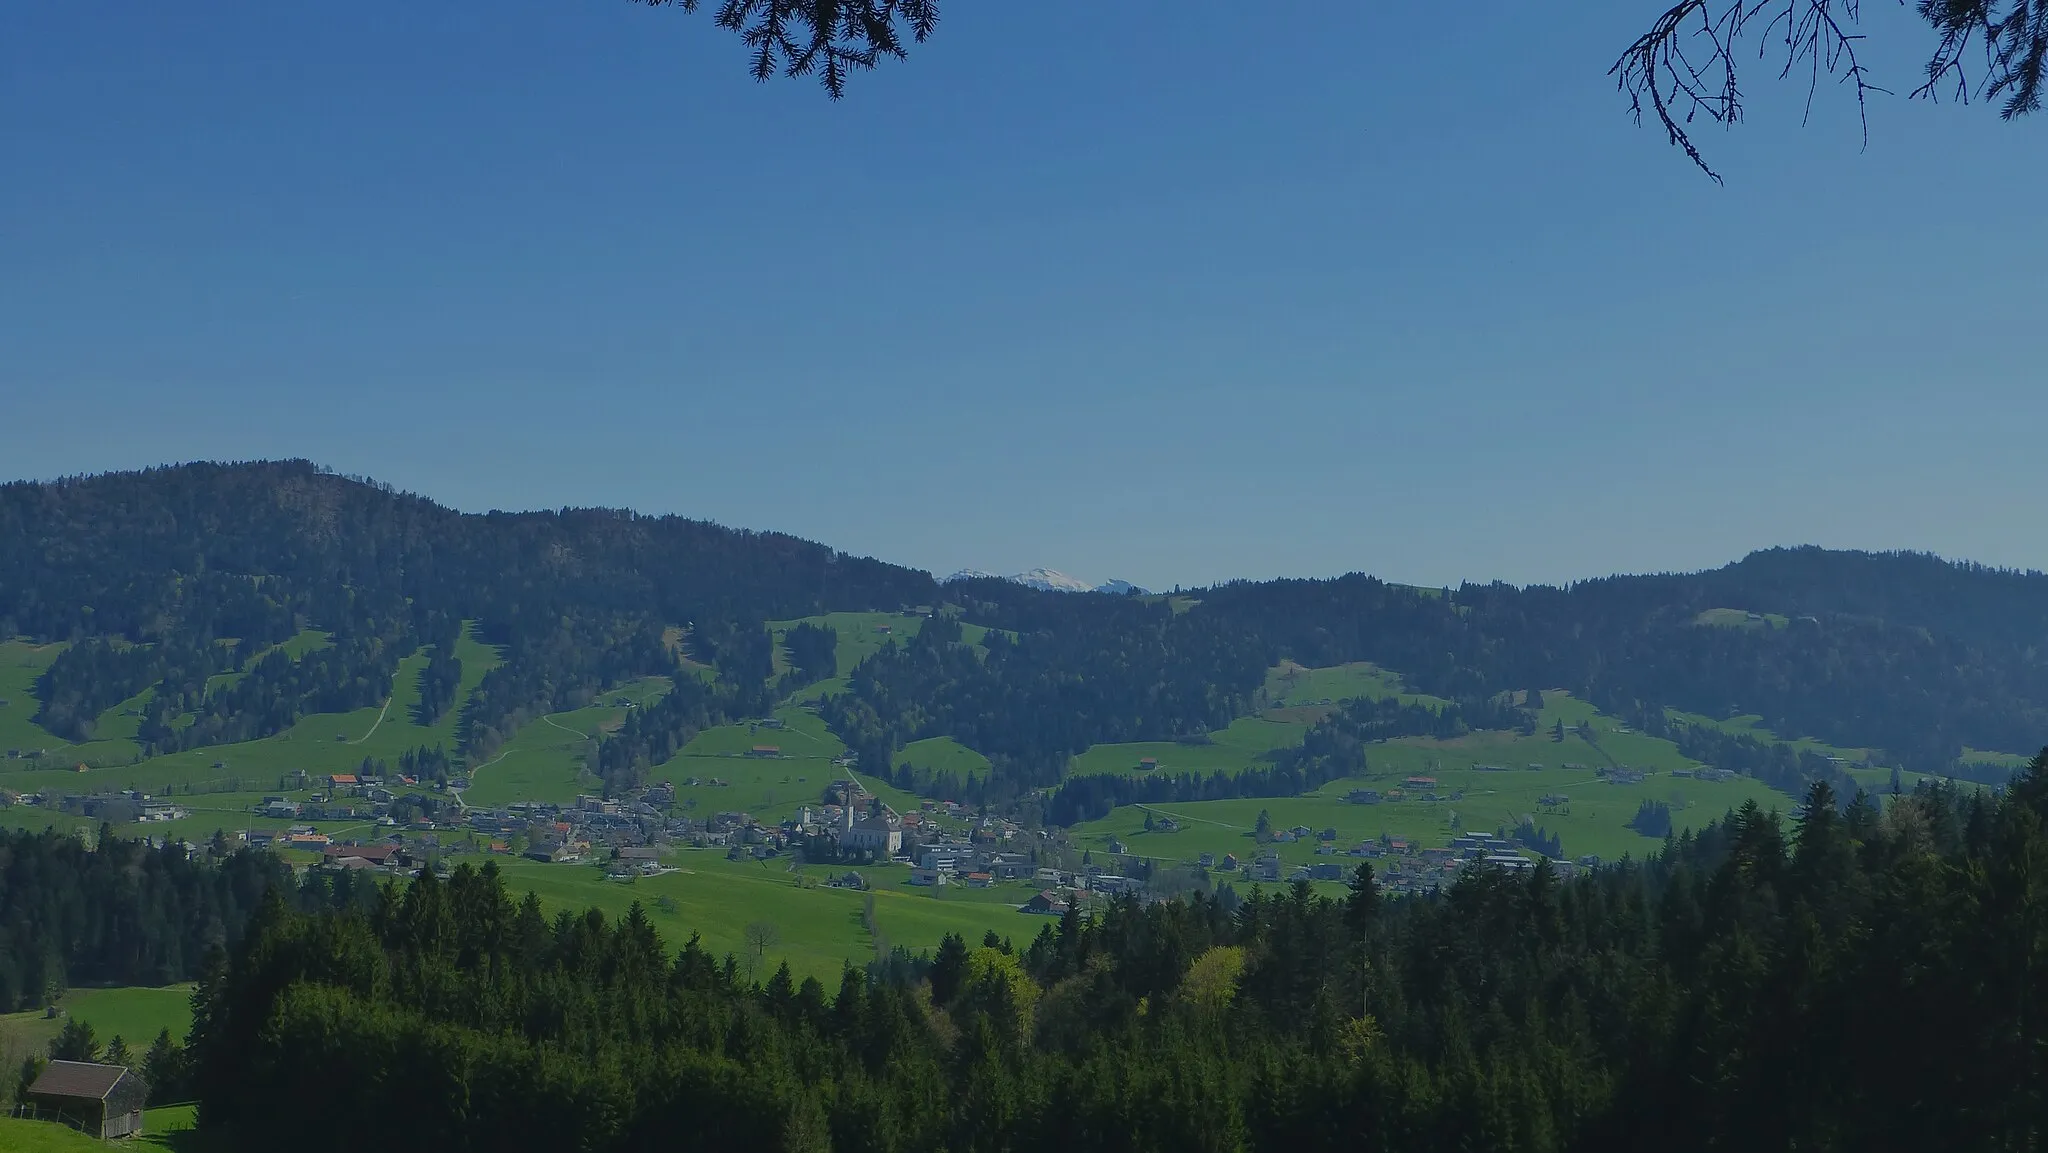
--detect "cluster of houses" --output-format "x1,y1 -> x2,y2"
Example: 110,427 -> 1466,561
513,785 -> 691,862
1,788 -> 190,823
252,771 -> 429,826
1155,829 -> 1590,897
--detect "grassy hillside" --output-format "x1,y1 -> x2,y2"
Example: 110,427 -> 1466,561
461,675 -> 671,808
0,623 -> 506,784
768,612 -> 924,679
1261,660 -> 1446,708
498,853 -> 1041,982
1068,716 -> 1312,778
0,640 -> 141,764
893,736 -> 991,779
1066,690 -> 1860,869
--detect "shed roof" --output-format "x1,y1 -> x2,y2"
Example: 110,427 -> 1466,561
29,1061 -> 131,1100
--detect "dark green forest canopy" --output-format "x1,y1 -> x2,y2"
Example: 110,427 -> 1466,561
181,763 -> 2048,1153
5,462 -> 2048,792
639,1 -> 2044,178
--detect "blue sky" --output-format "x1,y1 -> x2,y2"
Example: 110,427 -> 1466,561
4,2 -> 2044,591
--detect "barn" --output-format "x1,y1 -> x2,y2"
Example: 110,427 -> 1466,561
23,1060 -> 149,1138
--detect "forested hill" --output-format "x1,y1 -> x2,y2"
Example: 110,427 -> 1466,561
4,461 -> 2047,786
1,461 -> 935,756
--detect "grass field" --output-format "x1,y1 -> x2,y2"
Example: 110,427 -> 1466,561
0,1118 -> 105,1152
768,612 -> 926,680
1261,660 -> 1446,708
1070,759 -> 1793,869
0,623 -> 508,787
0,640 -> 143,765
0,984 -> 195,1057
460,675 -> 671,808
497,852 -> 1041,982
0,1105 -> 203,1152
1067,716 -> 1312,779
1066,691 -> 1821,868
894,736 -> 990,778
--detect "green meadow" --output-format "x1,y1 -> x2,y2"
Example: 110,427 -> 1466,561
0,1104 -> 205,1153
0,640 -> 141,765
0,1118 -> 104,1153
1066,690 -> 1820,868
893,736 -> 991,779
1693,607 -> 1791,630
768,612 -> 926,680
0,623 -> 507,788
1067,716 -> 1312,778
496,853 -> 1041,983
1261,660 -> 1445,708
1070,758 -> 1793,870
0,984 -> 194,1055
460,675 -> 671,808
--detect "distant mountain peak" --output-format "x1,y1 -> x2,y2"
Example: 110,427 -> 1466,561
941,568 -> 1150,596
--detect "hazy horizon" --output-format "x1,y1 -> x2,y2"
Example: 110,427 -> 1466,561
10,458 -> 2036,595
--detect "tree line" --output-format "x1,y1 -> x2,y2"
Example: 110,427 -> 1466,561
0,827 -> 287,1014
178,754 -> 2048,1152
1038,694 -> 1531,825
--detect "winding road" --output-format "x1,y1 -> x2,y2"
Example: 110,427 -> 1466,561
345,698 -> 393,745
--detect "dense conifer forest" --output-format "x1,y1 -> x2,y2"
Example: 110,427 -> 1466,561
166,759 -> 2048,1153
0,827 -> 286,1012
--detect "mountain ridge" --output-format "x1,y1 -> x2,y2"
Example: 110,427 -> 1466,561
4,461 -> 2046,784
942,567 -> 1150,595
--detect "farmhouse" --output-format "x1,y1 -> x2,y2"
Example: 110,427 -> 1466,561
22,1060 -> 149,1139
323,842 -> 406,868
748,745 -> 781,758
1021,889 -> 1069,915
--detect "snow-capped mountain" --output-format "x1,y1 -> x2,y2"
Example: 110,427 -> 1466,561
941,569 -> 1149,595
1009,567 -> 1098,593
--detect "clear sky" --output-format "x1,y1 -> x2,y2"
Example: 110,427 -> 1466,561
4,2 -> 2044,592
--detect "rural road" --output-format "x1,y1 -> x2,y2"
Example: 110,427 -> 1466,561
451,746 -> 517,811
541,712 -> 589,740
345,698 -> 392,745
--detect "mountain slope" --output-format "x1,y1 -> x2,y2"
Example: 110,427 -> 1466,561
1,461 -> 935,765
4,462 -> 2045,801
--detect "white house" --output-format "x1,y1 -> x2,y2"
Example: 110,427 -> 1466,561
839,814 -> 902,856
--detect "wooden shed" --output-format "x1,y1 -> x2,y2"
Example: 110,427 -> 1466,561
23,1060 -> 148,1138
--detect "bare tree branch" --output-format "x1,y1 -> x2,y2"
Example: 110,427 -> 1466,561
1614,1 -> 2046,179
1611,1 -> 1884,184
625,2 -> 2043,174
